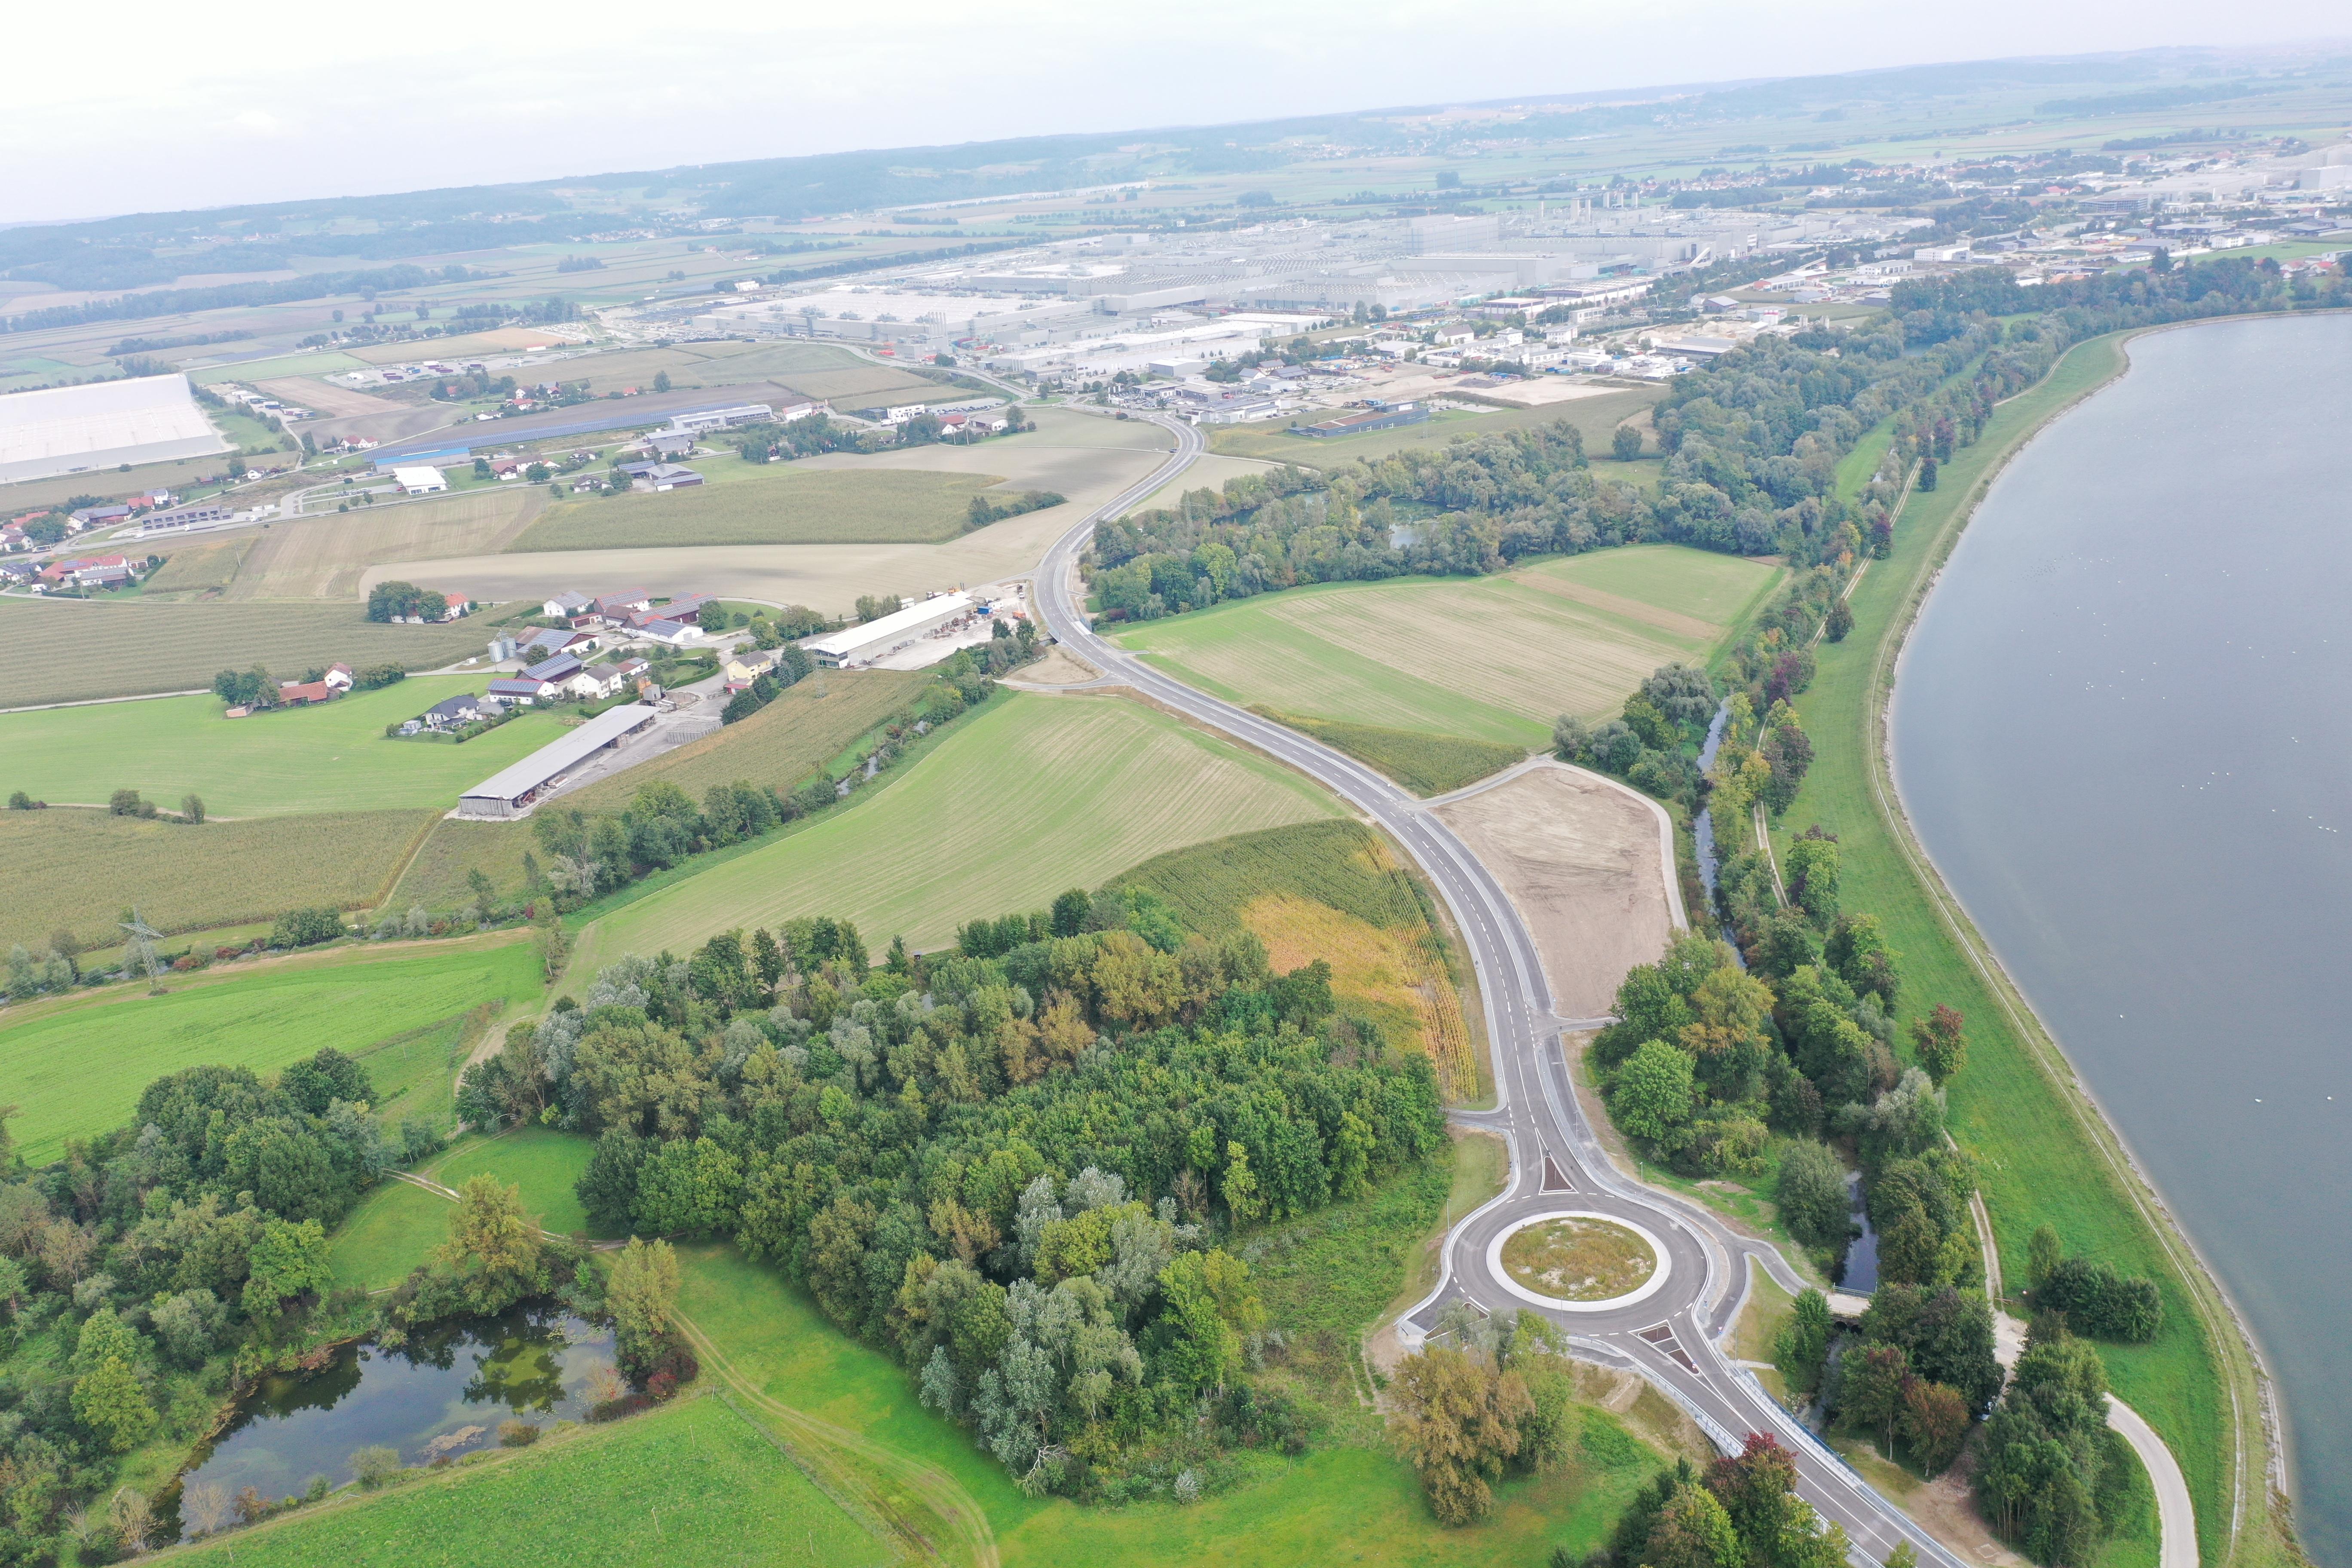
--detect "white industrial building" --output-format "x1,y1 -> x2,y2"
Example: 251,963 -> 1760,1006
802,592 -> 974,668
0,374 -> 230,484
393,466 -> 447,495
456,703 -> 658,818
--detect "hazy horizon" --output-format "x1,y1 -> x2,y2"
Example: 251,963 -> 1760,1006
3,1 -> 2347,224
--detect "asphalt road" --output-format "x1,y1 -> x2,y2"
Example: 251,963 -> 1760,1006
1026,408 -> 1966,1568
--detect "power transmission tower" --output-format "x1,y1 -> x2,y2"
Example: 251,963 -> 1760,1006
119,908 -> 165,995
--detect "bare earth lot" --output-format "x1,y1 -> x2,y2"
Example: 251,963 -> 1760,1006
1432,762 -> 1680,1018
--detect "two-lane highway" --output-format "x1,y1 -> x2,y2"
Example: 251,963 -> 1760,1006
1023,408 -> 1961,1568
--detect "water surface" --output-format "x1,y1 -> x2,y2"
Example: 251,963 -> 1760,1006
175,1308 -> 615,1526
1892,313 -> 2352,1558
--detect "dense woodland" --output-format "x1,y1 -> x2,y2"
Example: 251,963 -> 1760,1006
454,885 -> 1448,1496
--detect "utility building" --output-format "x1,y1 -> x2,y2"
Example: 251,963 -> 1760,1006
802,592 -> 974,668
456,703 -> 658,818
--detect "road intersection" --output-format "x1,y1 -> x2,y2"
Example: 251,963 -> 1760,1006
1026,409 -> 1967,1568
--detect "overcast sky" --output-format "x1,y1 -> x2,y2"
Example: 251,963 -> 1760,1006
3,1 -> 2344,224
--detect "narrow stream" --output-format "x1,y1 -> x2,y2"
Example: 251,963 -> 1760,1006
1691,700 -> 1743,953
1835,1171 -> 1880,1292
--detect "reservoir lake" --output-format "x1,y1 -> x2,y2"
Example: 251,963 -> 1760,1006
1892,312 -> 2352,1559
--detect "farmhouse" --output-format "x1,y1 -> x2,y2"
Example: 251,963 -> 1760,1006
543,591 -> 595,619
457,702 -> 659,818
803,591 -> 974,669
423,693 -> 481,729
636,618 -> 701,646
488,675 -> 556,705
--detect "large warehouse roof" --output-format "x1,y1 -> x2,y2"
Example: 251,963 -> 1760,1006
0,373 -> 231,484
804,592 -> 973,659
459,703 -> 656,815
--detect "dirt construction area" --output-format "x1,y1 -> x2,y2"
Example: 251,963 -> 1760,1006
1432,761 -> 1680,1018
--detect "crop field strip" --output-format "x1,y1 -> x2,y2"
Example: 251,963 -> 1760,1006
0,936 -> 543,1164
164,1393 -> 893,1568
567,691 -> 1342,973
511,465 -> 1009,551
0,805 -> 438,950
0,676 -> 572,818
1115,546 -> 1779,744
0,597 -> 502,708
1205,388 -> 1661,467
224,489 -> 545,598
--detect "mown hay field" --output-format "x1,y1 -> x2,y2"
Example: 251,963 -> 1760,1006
0,937 -> 542,1164
1113,545 -> 1781,744
165,1394 -> 891,1568
567,692 -> 1341,972
511,464 -> 1007,551
0,676 -> 572,817
0,806 -> 436,950
1118,820 -> 1477,1097
0,597 -> 502,707
387,669 -> 924,910
1206,388 -> 1661,467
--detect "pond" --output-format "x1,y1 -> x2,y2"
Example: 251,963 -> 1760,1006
170,1307 -> 616,1534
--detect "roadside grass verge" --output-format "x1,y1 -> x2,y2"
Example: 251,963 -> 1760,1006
512,466 -> 1010,551
1249,707 -> 1522,796
0,936 -> 541,1164
0,805 -> 437,951
1773,329 -> 2269,1565
0,597 -> 499,708
158,1393 -> 892,1568
0,676 -> 569,818
566,692 -> 1340,971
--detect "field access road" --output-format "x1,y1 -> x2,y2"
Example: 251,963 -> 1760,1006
1029,410 -> 1963,1568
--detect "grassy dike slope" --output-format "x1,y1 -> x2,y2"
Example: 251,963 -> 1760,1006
1775,330 -> 2286,1568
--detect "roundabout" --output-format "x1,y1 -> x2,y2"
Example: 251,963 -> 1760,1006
1486,1210 -> 1670,1311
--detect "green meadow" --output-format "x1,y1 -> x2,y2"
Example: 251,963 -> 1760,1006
0,937 -> 542,1163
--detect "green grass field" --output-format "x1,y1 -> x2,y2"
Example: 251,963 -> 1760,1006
327,1177 -> 453,1291
0,805 -> 435,949
1112,545 -> 1780,744
0,677 -> 570,818
435,1127 -> 603,1236
0,937 -> 542,1163
1770,331 -> 2249,1562
511,465 -> 1011,551
1115,819 -> 1430,938
567,692 -> 1341,974
165,1394 -> 892,1568
1250,708 -> 1524,795
1207,389 -> 1660,468
674,1146 -> 1664,1568
0,598 -> 500,708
